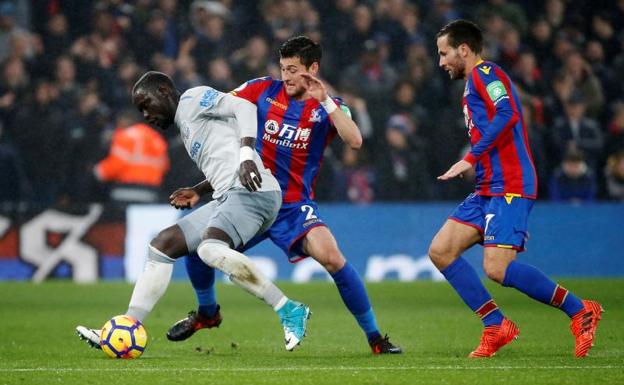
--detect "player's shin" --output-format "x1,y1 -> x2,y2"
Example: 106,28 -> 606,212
442,257 -> 504,326
502,260 -> 584,317
197,240 -> 286,309
126,245 -> 175,322
331,262 -> 381,341
186,252 -> 218,318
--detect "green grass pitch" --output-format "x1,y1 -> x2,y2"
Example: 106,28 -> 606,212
0,279 -> 622,385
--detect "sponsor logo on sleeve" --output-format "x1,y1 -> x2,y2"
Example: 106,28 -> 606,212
199,88 -> 219,108
486,80 -> 508,104
340,105 -> 352,119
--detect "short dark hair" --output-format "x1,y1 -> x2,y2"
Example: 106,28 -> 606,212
279,35 -> 322,68
436,19 -> 483,54
132,71 -> 175,94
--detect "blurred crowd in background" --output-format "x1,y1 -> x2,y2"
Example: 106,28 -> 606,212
1,0 -> 624,208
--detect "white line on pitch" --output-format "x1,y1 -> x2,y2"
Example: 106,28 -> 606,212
0,366 -> 621,372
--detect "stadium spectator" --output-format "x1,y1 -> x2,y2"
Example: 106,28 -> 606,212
0,121 -> 29,202
94,109 -> 169,204
41,13 -> 71,67
584,39 -> 618,103
526,18 -> 553,66
479,0 -> 528,33
262,0 -> 303,43
521,102 -> 550,197
0,1 -> 25,61
230,35 -> 271,85
549,148 -> 597,203
544,0 -> 565,30
189,1 -> 232,71
334,3 -> 374,72
131,10 -> 173,68
342,39 -> 398,122
11,80 -> 67,205
0,0 -> 622,203
604,151 -> 624,201
606,102 -> 624,157
339,87 -> 373,141
63,90 -> 111,203
332,146 -> 375,204
206,57 -> 236,91
550,93 -> 603,169
174,54 -> 204,91
375,113 -> 432,201
590,13 -> 618,63
0,56 -> 28,137
108,58 -> 143,110
561,49 -> 605,117
53,55 -> 81,111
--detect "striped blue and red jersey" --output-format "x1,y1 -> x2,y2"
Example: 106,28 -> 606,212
462,60 -> 538,198
231,77 -> 341,203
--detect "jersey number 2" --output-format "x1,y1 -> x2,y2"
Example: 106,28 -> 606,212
301,205 -> 318,221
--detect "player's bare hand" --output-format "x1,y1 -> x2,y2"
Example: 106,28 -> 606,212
239,160 -> 263,192
300,73 -> 328,101
438,160 -> 473,181
169,188 -> 200,209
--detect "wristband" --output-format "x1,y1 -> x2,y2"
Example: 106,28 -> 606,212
240,146 -> 255,162
320,96 -> 337,114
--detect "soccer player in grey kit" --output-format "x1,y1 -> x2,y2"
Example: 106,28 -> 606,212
77,71 -> 310,351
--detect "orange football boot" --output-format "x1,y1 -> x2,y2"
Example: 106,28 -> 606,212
570,300 -> 603,358
469,318 -> 520,358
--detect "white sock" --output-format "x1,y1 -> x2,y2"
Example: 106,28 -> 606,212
126,245 -> 174,322
197,240 -> 286,309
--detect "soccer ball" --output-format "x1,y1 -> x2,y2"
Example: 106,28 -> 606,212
100,315 -> 147,359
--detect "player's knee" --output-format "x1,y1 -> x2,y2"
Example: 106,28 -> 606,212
313,249 -> 345,273
197,240 -> 249,280
324,253 -> 346,273
197,241 -> 223,265
150,226 -> 187,258
428,242 -> 453,270
483,259 -> 506,284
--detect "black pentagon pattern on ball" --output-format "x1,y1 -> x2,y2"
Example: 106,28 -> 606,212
103,318 -> 145,358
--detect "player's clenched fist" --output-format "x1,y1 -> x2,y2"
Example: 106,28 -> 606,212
239,159 -> 263,192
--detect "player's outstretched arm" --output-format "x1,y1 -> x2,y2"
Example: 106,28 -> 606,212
438,159 -> 472,181
301,73 -> 362,149
169,180 -> 213,209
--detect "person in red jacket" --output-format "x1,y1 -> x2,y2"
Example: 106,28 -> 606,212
94,109 -> 169,203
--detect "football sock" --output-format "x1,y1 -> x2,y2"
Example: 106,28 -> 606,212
330,262 -> 382,342
185,252 -> 218,318
197,239 -> 286,310
441,257 -> 504,327
502,260 -> 584,317
126,245 -> 174,322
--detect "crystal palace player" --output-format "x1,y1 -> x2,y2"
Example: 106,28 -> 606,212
167,36 -> 401,354
430,20 -> 603,358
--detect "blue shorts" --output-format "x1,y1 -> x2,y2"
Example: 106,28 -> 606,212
450,193 -> 534,251
239,200 -> 326,262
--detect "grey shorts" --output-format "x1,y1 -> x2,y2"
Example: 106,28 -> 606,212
177,188 -> 281,251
